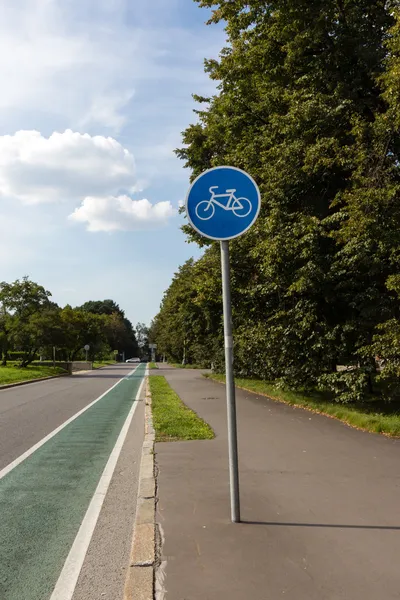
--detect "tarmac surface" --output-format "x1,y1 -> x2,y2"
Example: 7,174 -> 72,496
0,364 -> 145,600
0,365 -> 137,470
154,365 -> 400,599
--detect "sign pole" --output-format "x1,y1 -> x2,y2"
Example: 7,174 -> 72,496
220,240 -> 240,523
186,165 -> 260,524
84,344 -> 90,362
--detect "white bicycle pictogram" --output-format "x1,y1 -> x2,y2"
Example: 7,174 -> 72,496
195,186 -> 252,221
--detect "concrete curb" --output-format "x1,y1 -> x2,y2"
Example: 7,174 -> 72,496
0,373 -> 69,391
125,375 -> 156,600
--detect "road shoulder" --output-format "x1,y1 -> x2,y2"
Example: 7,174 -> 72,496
124,377 -> 157,600
72,375 -> 148,600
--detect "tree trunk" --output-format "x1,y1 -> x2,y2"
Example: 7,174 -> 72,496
20,348 -> 38,367
1,340 -> 8,366
367,372 -> 374,395
182,337 -> 186,365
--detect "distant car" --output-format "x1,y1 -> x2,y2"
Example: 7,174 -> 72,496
126,357 -> 141,363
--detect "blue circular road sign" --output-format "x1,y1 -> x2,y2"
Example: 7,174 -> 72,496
185,166 -> 261,241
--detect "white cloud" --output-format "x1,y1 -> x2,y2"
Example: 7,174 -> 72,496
0,129 -> 137,205
79,91 -> 135,131
69,195 -> 176,232
0,1 -> 137,131
0,0 -> 225,203
0,0 -> 222,134
0,128 -> 176,232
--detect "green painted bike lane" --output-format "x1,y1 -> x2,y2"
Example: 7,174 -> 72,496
0,364 -> 146,600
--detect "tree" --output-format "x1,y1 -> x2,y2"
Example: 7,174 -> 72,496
104,312 -> 133,358
80,299 -> 124,317
10,308 -> 65,367
0,276 -> 51,317
151,255 -> 223,367
136,323 -> 149,356
59,307 -> 107,361
165,0 -> 400,400
80,299 -> 138,359
361,11 -> 400,401
0,302 -> 10,366
0,278 -> 140,368
121,318 -> 139,359
0,277 -> 53,366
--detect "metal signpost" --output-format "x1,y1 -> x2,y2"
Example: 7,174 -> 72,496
149,343 -> 157,363
186,166 -> 261,523
84,344 -> 90,362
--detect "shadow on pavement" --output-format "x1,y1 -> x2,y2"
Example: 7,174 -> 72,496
243,521 -> 400,531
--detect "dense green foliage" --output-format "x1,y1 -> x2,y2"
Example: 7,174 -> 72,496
0,277 -> 138,366
151,1 -> 400,403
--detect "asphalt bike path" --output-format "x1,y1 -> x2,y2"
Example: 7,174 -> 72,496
0,363 -> 146,600
155,365 -> 400,599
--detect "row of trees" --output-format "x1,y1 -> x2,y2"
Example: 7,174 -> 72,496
0,277 -> 143,367
151,0 -> 400,402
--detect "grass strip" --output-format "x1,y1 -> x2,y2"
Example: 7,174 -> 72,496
149,362 -> 158,369
205,374 -> 400,437
170,363 -> 206,369
150,375 -> 214,442
93,361 -> 117,369
0,365 -> 66,386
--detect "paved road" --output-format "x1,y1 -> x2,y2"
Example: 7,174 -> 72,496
0,364 -> 146,600
155,366 -> 400,599
0,365 -> 138,469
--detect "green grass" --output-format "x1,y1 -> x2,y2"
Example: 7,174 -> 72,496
149,362 -> 158,369
0,364 -> 67,386
205,374 -> 400,437
150,375 -> 214,442
93,360 -> 117,369
170,363 -> 207,369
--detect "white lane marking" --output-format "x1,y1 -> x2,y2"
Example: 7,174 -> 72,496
0,365 -> 140,481
49,370 -> 147,600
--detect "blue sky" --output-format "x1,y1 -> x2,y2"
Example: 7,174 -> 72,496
0,0 -> 225,325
